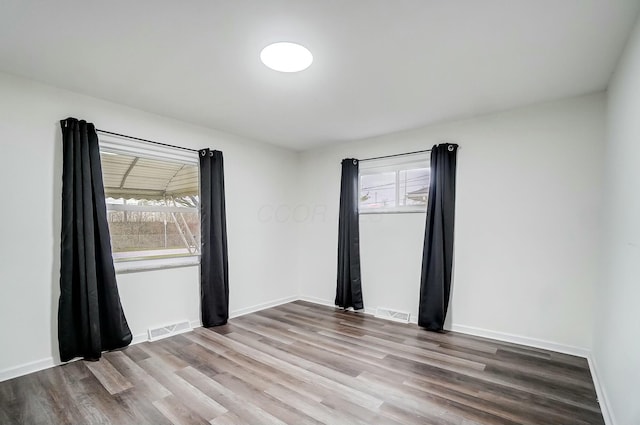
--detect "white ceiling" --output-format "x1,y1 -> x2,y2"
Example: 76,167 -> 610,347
1,1 -> 639,150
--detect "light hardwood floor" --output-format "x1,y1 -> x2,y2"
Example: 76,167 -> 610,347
0,301 -> 604,424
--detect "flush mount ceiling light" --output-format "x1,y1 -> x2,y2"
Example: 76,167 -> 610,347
260,42 -> 313,73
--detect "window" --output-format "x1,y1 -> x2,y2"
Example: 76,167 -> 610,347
359,153 -> 430,213
99,135 -> 200,271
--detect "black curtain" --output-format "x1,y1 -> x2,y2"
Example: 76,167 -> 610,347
199,149 -> 229,327
418,143 -> 459,331
58,118 -> 132,362
335,159 -> 364,310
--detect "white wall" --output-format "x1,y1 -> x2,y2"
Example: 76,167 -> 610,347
594,14 -> 640,425
298,93 -> 605,352
0,71 -> 299,377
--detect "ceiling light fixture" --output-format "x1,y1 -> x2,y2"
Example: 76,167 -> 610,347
260,42 -> 313,73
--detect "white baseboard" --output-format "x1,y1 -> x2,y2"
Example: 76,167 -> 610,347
131,332 -> 149,345
0,357 -> 57,383
229,295 -> 298,319
298,297 -> 423,325
587,354 -> 615,425
449,323 -> 590,358
0,330 -> 152,383
296,300 -> 590,358
298,296 -> 375,316
297,295 -> 336,308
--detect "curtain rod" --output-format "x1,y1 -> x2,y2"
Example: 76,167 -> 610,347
96,129 -> 199,153
359,149 -> 431,162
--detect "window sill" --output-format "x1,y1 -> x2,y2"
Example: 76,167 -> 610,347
114,256 -> 200,274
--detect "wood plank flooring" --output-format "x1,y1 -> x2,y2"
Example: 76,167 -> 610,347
0,301 -> 604,424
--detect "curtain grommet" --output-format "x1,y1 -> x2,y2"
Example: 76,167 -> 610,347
353,159 -> 357,165
448,145 -> 454,152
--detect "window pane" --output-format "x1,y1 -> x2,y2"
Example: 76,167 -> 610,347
100,150 -> 200,262
107,203 -> 199,261
399,168 -> 430,206
360,172 -> 396,209
358,153 -> 430,213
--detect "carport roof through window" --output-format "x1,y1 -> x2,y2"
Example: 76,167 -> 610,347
99,135 -> 200,271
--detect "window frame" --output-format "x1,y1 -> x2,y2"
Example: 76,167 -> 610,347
359,153 -> 430,215
98,134 -> 201,273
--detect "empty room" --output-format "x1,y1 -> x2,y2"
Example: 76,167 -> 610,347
1,1 -> 639,424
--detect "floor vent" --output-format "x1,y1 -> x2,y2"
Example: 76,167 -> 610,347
148,320 -> 192,342
375,307 -> 411,324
